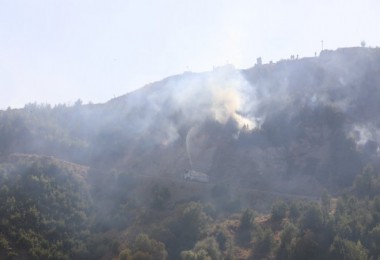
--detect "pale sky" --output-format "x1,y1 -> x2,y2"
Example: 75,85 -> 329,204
1,0 -> 379,109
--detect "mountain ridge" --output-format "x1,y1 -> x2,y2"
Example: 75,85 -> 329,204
1,47 -> 380,194
2,46 -> 380,259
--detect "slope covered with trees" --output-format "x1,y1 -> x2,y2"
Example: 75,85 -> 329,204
1,47 -> 380,259
0,155 -> 92,259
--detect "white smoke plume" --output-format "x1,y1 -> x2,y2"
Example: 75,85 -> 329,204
114,48 -> 380,150
116,64 -> 258,146
172,65 -> 257,130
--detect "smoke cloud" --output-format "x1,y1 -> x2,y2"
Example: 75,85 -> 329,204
114,64 -> 257,146
172,65 -> 256,130
109,47 -> 380,157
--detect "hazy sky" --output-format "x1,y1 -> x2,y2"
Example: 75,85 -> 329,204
1,0 -> 379,109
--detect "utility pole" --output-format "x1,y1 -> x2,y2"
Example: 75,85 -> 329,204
321,40 -> 324,51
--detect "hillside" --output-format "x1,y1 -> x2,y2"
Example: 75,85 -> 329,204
1,47 -> 380,259
0,154 -> 92,259
2,47 -> 380,193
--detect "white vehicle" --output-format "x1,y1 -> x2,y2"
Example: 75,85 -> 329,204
183,169 -> 209,183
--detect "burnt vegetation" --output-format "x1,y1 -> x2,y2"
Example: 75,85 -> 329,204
1,47 -> 380,259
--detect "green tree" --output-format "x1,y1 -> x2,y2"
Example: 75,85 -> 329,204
288,201 -> 301,221
119,248 -> 133,260
133,251 -> 153,260
239,208 -> 256,230
354,166 -> 375,197
329,237 -> 368,260
321,191 -> 331,215
173,203 -> 210,248
254,227 -> 276,258
277,223 -> 298,260
292,230 -> 322,260
301,203 -> 324,232
271,200 -> 288,222
133,233 -> 168,260
368,224 -> 380,258
181,249 -> 211,260
193,237 -> 223,260
151,184 -> 171,210
214,228 -> 227,251
238,208 -> 256,244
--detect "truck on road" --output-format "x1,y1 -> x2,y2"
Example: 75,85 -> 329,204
183,169 -> 209,183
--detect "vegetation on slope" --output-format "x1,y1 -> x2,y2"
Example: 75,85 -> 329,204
0,48 -> 380,259
0,155 -> 93,259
